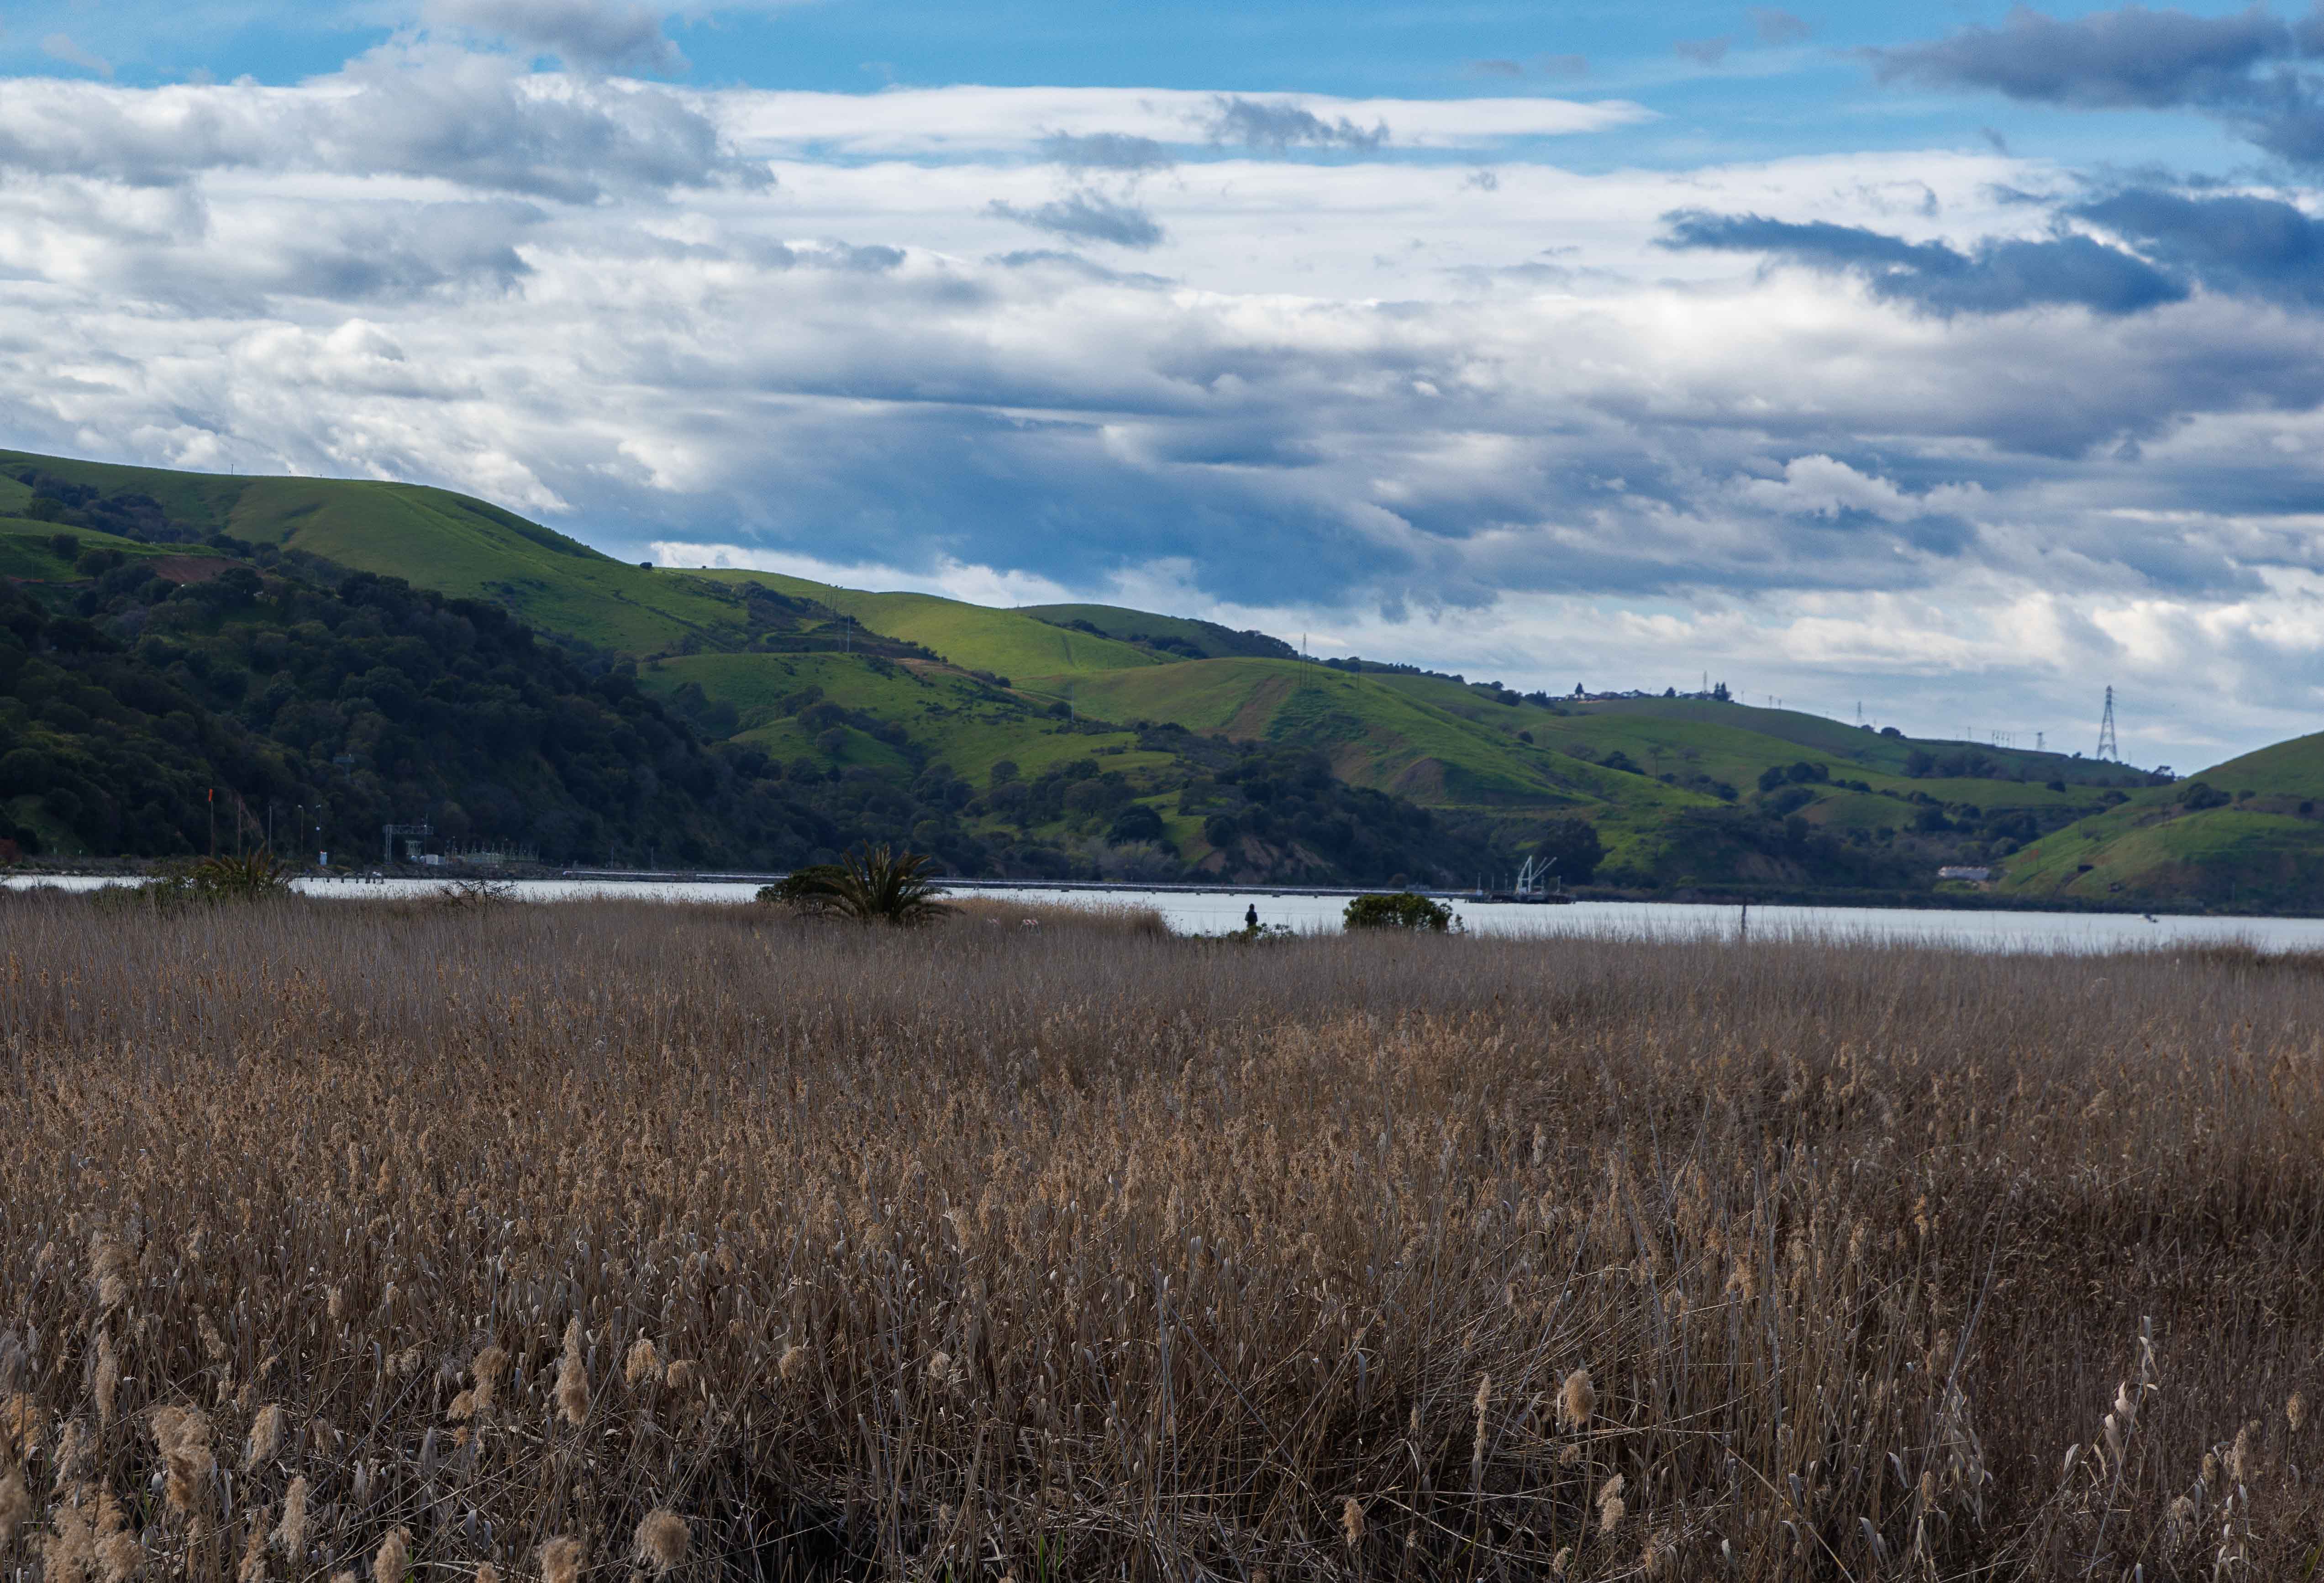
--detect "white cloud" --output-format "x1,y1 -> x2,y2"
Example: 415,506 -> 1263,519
3,47 -> 2324,767
716,85 -> 1653,159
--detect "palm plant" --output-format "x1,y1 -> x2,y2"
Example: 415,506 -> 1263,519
761,844 -> 953,926
127,851 -> 297,907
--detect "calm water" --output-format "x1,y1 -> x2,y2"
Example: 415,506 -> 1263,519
12,872 -> 2324,954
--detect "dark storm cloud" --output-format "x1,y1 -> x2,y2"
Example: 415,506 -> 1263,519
987,190 -> 1167,248
2074,187 -> 2324,306
1870,4 -> 2295,109
1660,210 -> 2187,316
1868,4 -> 2324,169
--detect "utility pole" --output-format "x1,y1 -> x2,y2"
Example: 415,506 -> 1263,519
207,788 -> 215,857
2096,685 -> 2119,762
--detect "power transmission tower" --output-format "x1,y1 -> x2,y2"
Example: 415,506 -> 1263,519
2095,686 -> 2119,762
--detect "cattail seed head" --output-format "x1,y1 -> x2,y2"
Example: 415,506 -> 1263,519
152,1405 -> 216,1519
634,1508 -> 688,1574
43,1485 -> 98,1582
777,1344 -> 805,1383
1596,1473 -> 1626,1532
246,1404 -> 285,1471
93,1488 -> 138,1583
93,1335 -> 119,1427
274,1477 -> 310,1560
1340,1496 -> 1364,1547
666,1359 -> 699,1395
0,1466 -> 29,1546
554,1320 -> 589,1427
237,1505 -> 270,1583
1557,1368 -> 1595,1432
624,1337 -> 663,1389
539,1536 -> 583,1583
2291,1392 -> 2309,1434
476,1567 -> 499,1583
372,1525 -> 410,1583
2201,1451 -> 2221,1488
2227,1421 -> 2258,1484
89,1230 -> 131,1312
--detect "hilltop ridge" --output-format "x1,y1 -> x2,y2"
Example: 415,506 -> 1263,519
3,446 -> 2267,903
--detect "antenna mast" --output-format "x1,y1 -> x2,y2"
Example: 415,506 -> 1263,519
2095,685 -> 2119,762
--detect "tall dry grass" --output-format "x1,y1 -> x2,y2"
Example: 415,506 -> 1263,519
0,891 -> 2320,1580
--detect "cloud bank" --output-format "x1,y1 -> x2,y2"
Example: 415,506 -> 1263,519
4,31 -> 2324,763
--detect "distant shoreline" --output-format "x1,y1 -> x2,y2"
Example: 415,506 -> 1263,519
9,858 -> 2313,920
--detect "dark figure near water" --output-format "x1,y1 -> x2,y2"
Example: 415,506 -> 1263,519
1245,903 -> 1259,930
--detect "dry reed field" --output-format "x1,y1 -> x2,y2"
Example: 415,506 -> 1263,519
0,892 -> 2320,1582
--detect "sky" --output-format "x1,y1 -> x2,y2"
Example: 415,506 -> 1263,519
6,4 -> 2324,769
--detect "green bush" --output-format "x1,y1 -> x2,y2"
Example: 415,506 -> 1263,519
761,844 -> 953,926
1342,891 -> 1452,931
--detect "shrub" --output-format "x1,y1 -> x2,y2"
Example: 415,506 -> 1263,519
760,843 -> 954,925
1343,891 -> 1453,931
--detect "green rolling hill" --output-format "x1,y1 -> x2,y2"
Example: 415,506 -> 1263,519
0,446 -> 2215,897
1998,734 -> 2324,909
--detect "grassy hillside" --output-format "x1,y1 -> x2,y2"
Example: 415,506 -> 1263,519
694,572 -> 1162,683
1999,733 -> 2324,908
1,451 -> 754,655
1,445 -> 2206,896
1066,657 -> 1669,809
